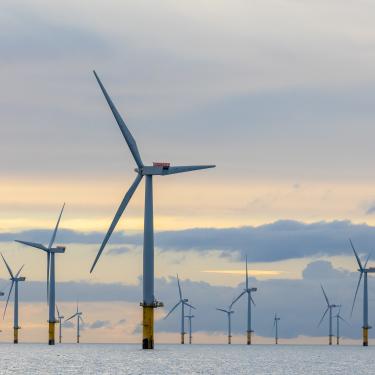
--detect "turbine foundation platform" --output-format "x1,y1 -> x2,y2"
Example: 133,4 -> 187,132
48,321 -> 55,345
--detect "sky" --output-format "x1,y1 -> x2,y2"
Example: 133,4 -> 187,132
1,0 -> 375,344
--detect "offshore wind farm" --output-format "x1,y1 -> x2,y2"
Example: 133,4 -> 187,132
3,0 -> 375,374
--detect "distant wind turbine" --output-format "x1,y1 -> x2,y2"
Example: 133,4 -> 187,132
1,253 -> 25,344
350,239 -> 375,346
65,303 -> 84,344
164,275 -> 196,344
89,71 -> 215,349
318,285 -> 339,345
273,313 -> 280,345
230,256 -> 257,345
185,306 -> 195,344
56,305 -> 64,344
15,204 -> 66,345
216,307 -> 234,344
334,306 -> 348,345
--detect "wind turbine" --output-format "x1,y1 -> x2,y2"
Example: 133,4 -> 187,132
230,256 -> 257,345
318,285 -> 339,345
164,274 -> 196,344
185,306 -> 195,344
216,307 -> 234,344
15,204 -> 66,345
273,313 -> 280,345
65,303 -> 84,344
1,253 -> 25,344
56,305 -> 64,344
89,71 -> 215,349
334,306 -> 348,345
350,239 -> 375,346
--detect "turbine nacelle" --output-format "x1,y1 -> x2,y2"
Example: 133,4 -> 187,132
15,277 -> 26,282
135,165 -> 215,176
50,246 -> 66,254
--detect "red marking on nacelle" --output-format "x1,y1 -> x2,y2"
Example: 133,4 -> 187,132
153,162 -> 170,168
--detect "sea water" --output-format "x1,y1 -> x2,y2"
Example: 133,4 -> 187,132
0,343 -> 373,374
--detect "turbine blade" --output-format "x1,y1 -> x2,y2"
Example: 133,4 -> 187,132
48,203 -> 65,249
216,308 -> 228,313
15,264 -> 24,278
351,272 -> 363,317
0,253 -> 14,278
339,316 -> 350,325
364,252 -> 371,269
65,313 -> 77,322
163,165 -> 215,175
321,284 -> 330,306
56,304 -> 60,317
47,252 -> 50,303
90,174 -> 143,273
93,71 -> 144,168
245,255 -> 249,290
185,302 -> 195,310
230,291 -> 246,308
318,307 -> 329,327
350,239 -> 363,271
164,301 -> 181,320
177,274 -> 182,300
3,281 -> 14,319
79,316 -> 84,325
251,296 -> 256,306
14,240 -> 48,252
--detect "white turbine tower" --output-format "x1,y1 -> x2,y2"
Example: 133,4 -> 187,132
273,313 -> 280,345
350,239 -> 375,346
89,71 -> 215,349
334,306 -> 348,345
231,256 -> 257,345
164,274 -> 196,344
15,204 -> 66,345
56,305 -> 64,344
216,307 -> 235,344
185,306 -> 195,344
318,285 -> 339,345
1,253 -> 25,344
65,303 -> 84,344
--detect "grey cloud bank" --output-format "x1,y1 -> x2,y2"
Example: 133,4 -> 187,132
0,260 -> 368,339
8,220 -> 375,262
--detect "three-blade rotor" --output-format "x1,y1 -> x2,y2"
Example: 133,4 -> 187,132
15,204 -> 66,301
90,71 -> 215,274
349,239 -> 372,316
1,253 -> 25,319
164,275 -> 196,320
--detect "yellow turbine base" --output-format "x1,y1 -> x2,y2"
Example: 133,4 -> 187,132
142,306 -> 154,349
181,333 -> 185,345
363,328 -> 369,347
329,335 -> 332,345
247,331 -> 252,345
48,322 -> 55,345
14,328 -> 18,344
228,335 -> 231,345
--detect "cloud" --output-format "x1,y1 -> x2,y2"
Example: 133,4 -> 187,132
366,205 -> 375,215
10,219 -> 375,262
302,260 -> 349,280
90,320 -> 111,329
107,247 -> 131,256
63,321 -> 74,328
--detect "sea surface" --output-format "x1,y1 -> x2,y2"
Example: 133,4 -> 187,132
0,343 -> 373,374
